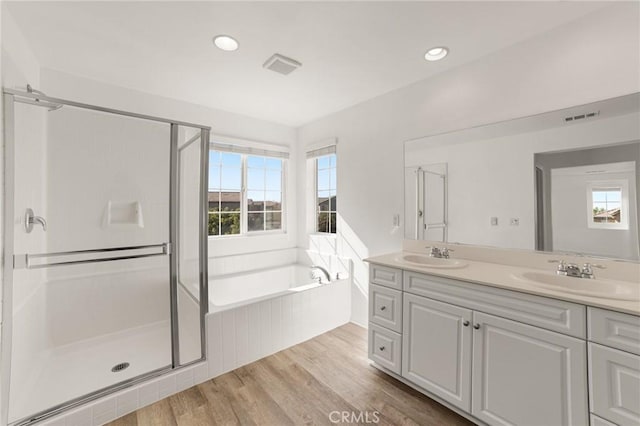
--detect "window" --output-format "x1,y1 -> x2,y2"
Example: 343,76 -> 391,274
587,180 -> 629,230
208,149 -> 285,236
208,151 -> 241,236
247,156 -> 283,232
316,154 -> 337,233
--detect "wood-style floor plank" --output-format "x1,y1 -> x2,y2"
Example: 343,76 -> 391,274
106,323 -> 472,426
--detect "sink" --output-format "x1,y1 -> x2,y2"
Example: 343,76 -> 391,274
398,254 -> 468,269
515,271 -> 640,301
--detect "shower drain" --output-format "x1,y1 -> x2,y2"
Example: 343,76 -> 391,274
111,362 -> 130,373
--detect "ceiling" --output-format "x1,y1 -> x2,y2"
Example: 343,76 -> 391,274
5,1 -> 610,127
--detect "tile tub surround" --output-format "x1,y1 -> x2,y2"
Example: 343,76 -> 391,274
37,278 -> 350,425
363,240 -> 640,315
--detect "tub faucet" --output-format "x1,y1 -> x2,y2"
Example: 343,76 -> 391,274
311,265 -> 331,283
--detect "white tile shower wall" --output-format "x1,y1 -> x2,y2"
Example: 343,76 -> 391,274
39,279 -> 349,426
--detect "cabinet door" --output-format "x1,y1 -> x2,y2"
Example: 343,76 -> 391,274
589,342 -> 640,426
471,312 -> 588,426
402,293 -> 472,411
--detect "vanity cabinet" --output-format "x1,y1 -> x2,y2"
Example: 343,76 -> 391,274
588,307 -> 640,426
401,291 -> 587,425
368,264 -> 605,426
368,263 -> 640,426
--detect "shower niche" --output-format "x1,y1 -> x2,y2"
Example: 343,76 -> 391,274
1,88 -> 210,425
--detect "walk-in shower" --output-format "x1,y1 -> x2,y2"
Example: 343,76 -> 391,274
1,88 -> 210,425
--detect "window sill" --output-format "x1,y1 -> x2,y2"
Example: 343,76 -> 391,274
308,232 -> 337,238
208,230 -> 287,239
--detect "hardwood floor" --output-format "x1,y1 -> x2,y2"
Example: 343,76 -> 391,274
107,323 -> 472,426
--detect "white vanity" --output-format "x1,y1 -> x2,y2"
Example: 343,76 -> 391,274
366,246 -> 640,426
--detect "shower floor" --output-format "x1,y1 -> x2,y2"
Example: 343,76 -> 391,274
10,320 -> 172,423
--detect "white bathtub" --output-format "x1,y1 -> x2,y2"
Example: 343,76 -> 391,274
208,264 -> 328,311
206,261 -> 352,377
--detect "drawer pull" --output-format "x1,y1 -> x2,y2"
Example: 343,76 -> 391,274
379,346 -> 385,351
473,323 -> 480,330
380,306 -> 387,311
463,320 -> 470,327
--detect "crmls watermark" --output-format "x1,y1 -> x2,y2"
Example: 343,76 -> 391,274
329,411 -> 380,424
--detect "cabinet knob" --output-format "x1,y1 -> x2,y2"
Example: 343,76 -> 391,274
379,346 -> 385,351
473,324 -> 480,330
380,306 -> 386,311
463,320 -> 470,327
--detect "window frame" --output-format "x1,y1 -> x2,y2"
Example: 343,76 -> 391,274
586,180 -> 629,230
208,148 -> 287,238
314,153 -> 337,234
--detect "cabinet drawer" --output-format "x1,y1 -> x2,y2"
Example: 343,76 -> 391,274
589,307 -> 640,356
589,343 -> 640,426
404,271 -> 586,338
370,264 -> 402,290
368,323 -> 401,374
369,284 -> 402,332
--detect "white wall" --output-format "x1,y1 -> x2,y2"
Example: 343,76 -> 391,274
39,68 -> 299,262
296,4 -> 640,326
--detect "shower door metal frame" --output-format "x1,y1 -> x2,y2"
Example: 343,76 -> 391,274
1,89 -> 210,426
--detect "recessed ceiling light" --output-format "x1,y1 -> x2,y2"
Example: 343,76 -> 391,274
213,35 -> 239,52
424,46 -> 448,62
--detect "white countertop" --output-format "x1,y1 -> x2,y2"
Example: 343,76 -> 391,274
365,252 -> 640,316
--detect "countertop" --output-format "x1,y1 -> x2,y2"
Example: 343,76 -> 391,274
365,252 -> 640,316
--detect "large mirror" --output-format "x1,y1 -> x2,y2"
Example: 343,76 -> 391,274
404,93 -> 640,261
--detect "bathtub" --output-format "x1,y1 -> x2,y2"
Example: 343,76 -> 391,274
205,261 -> 352,377
208,264 -> 330,311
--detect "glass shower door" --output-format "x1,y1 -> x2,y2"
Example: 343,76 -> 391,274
8,101 -> 173,423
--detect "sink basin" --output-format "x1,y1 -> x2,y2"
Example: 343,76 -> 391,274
515,271 -> 640,301
398,254 -> 468,269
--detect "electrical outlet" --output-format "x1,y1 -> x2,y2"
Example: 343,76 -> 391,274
393,214 -> 400,227
510,218 -> 520,226
491,217 -> 498,226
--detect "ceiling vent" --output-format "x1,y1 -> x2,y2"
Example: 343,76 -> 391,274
263,53 -> 302,75
564,111 -> 599,123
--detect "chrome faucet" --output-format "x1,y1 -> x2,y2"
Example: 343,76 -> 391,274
310,265 -> 331,283
550,260 -> 605,279
579,263 -> 606,279
426,246 -> 453,259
